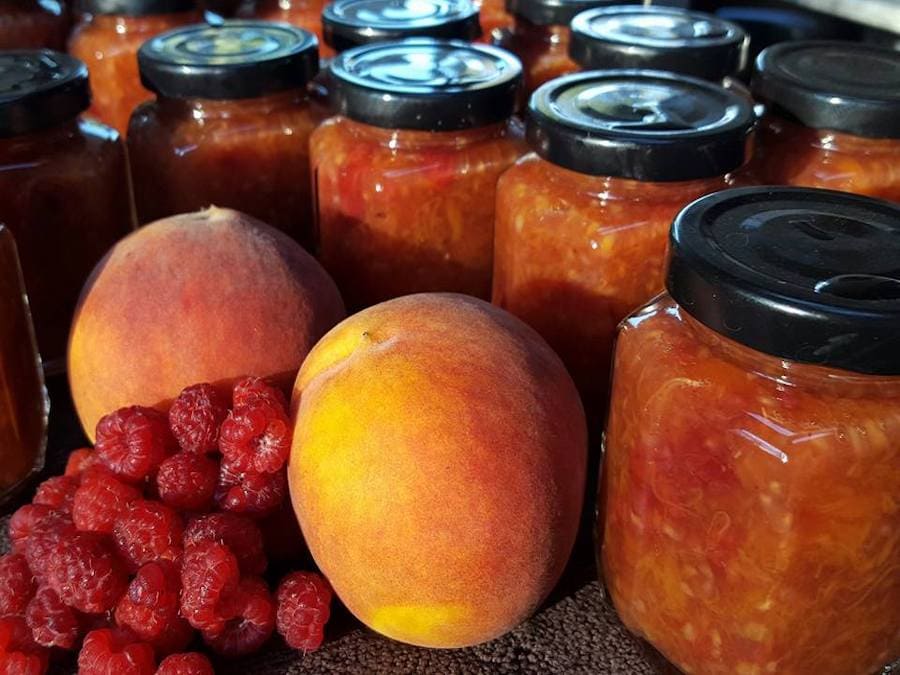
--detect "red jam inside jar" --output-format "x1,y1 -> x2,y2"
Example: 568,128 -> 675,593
492,71 -> 755,415
0,0 -> 68,50
68,0 -> 199,135
751,41 -> 900,202
0,50 -> 135,372
312,39 -> 527,310
600,187 -> 900,675
128,21 -> 321,249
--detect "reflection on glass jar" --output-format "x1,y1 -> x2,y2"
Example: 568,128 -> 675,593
750,41 -> 900,202
0,226 -> 48,507
0,0 -> 68,50
601,186 -> 900,675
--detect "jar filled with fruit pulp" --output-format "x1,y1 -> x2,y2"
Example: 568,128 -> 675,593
0,0 -> 68,50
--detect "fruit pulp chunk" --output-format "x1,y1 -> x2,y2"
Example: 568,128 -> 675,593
312,116 -> 527,310
0,226 -> 46,502
600,296 -> 900,675
0,0 -> 68,50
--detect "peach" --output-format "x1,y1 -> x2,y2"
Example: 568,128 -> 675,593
288,293 -> 587,648
69,207 -> 345,440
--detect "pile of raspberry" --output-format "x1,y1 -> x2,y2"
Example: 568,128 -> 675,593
0,377 -> 333,674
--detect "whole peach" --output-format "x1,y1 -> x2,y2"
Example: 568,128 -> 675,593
289,293 -> 586,648
69,207 -> 345,440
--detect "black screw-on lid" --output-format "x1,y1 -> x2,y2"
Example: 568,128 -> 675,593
668,186 -> 900,376
0,50 -> 91,138
527,70 -> 754,181
323,0 -> 482,53
569,7 -> 748,82
752,41 -> 900,139
329,38 -> 521,131
138,21 -> 319,100
81,0 -> 194,17
506,0 -> 637,28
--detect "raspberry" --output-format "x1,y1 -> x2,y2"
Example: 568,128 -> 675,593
156,453 -> 218,512
46,533 -> 128,613
0,616 -> 48,675
113,500 -> 184,572
180,542 -> 240,634
95,406 -> 175,482
0,554 -> 36,616
72,471 -> 142,534
32,476 -> 78,514
65,447 -> 96,476
168,384 -> 228,455
10,506 -> 76,580
78,628 -> 156,675
215,459 -> 287,518
219,401 -> 291,474
115,561 -> 193,655
155,652 -> 214,675
26,586 -> 81,649
203,576 -> 275,657
276,571 -> 332,651
183,513 -> 266,576
232,376 -> 288,411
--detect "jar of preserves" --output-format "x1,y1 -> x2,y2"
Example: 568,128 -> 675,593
0,50 -> 135,373
248,0 -> 330,57
493,71 -> 755,415
497,0 -> 638,96
751,41 -> 900,202
476,0 -> 511,41
569,6 -> 748,83
600,186 -> 900,675
312,39 -> 526,309
68,0 -> 199,135
0,225 -> 47,508
0,0 -> 68,50
128,21 -> 321,248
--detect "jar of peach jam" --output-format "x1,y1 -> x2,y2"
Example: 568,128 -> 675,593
312,39 -> 527,310
0,50 -> 135,373
600,186 -> 900,675
128,21 -> 321,249
569,6 -> 749,83
248,0 -> 330,57
68,0 -> 199,135
497,0 -> 638,96
751,41 -> 900,202
0,0 -> 68,50
0,225 -> 47,509
476,0 -> 511,41
492,71 -> 755,416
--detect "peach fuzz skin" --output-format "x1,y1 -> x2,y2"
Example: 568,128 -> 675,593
289,293 -> 587,648
68,207 -> 345,440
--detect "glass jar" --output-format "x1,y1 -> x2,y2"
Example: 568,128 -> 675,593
68,0 -> 199,135
476,0 -> 511,41
493,71 -> 755,416
0,226 -> 48,508
128,21 -> 321,249
0,0 -> 68,50
750,41 -> 900,202
497,0 -> 638,96
0,50 -> 135,373
600,186 -> 900,675
569,6 -> 749,83
248,0 -> 331,58
312,39 -> 526,310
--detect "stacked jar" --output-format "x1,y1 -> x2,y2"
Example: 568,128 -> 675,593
600,186 -> 900,675
0,50 -> 135,374
312,38 -> 527,310
68,0 -> 199,134
492,70 -> 755,416
750,41 -> 900,202
128,21 -> 321,249
246,0 -> 329,57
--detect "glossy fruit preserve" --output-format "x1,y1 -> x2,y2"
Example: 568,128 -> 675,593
497,20 -> 575,94
600,187 -> 900,675
251,0 -> 331,57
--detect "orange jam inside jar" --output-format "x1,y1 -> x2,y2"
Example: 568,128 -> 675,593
248,0 -> 331,57
475,0 -> 511,41
312,39 -> 527,310
128,21 -> 321,249
0,0 -> 68,50
0,226 -> 48,507
493,71 -> 755,415
0,50 -> 135,373
600,187 -> 900,675
496,0 -> 638,97
750,41 -> 900,202
68,0 -> 199,135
